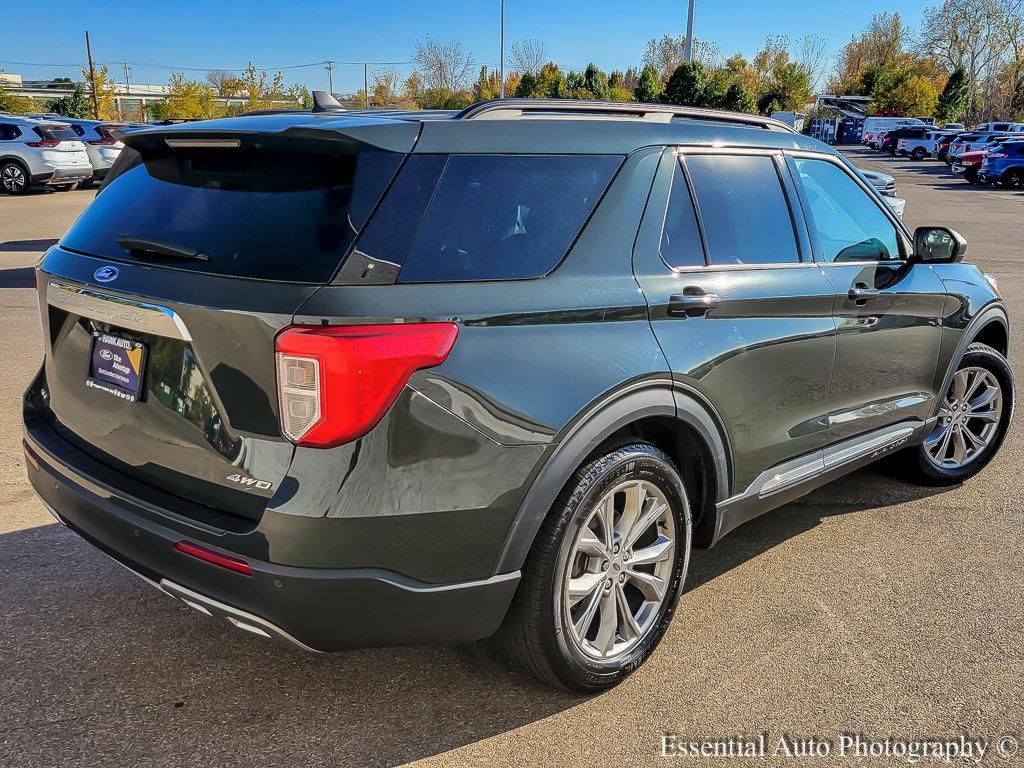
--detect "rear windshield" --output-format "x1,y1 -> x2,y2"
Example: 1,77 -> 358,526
35,126 -> 79,142
61,142 -> 404,282
349,153 -> 621,283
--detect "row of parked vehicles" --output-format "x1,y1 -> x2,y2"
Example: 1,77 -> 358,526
0,113 -> 136,195
863,119 -> 1024,189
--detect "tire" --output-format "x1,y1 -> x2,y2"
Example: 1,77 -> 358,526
964,168 -> 979,184
1003,169 -> 1024,189
912,147 -> 927,160
497,442 -> 692,692
904,343 -> 1013,485
54,182 -> 79,192
1,161 -> 29,195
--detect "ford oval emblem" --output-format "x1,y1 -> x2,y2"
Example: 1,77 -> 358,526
93,265 -> 119,282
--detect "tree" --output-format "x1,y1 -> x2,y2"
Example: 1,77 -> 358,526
473,65 -> 501,102
0,83 -> 33,114
206,69 -> 244,97
48,77 -> 75,90
510,40 -> 546,74
634,65 -> 664,102
164,73 -> 221,119
46,84 -> 90,118
579,63 -> 611,100
935,67 -> 970,120
414,38 -> 473,92
370,68 -> 414,109
643,35 -> 723,78
663,61 -> 714,107
721,81 -> 758,113
81,65 -> 117,119
764,61 -> 813,111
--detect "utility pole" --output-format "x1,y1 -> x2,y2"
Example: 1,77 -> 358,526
364,64 -> 369,109
499,0 -> 505,98
122,61 -> 132,95
683,0 -> 695,62
85,30 -> 100,119
324,60 -> 334,95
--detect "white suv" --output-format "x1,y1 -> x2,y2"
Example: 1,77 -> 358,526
61,119 -> 128,186
0,117 -> 92,194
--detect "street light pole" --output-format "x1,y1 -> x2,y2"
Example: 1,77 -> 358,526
684,0 -> 695,62
499,0 -> 505,98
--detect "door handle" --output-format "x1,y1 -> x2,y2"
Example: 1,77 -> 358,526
848,283 -> 879,303
668,289 -> 721,318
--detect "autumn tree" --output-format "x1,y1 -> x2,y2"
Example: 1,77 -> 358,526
0,83 -> 34,114
164,73 -> 222,119
81,65 -> 118,119
206,69 -> 244,97
510,40 -> 546,74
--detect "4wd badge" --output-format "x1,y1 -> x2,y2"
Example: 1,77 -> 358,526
227,473 -> 273,491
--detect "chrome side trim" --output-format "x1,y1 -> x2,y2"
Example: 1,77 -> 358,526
823,425 -> 915,469
46,281 -> 192,341
159,580 -> 323,653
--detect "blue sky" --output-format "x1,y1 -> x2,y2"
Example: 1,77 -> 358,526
2,0 -> 935,93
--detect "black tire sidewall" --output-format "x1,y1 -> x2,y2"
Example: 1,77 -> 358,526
916,345 -> 1013,483
546,445 -> 691,690
1,162 -> 29,195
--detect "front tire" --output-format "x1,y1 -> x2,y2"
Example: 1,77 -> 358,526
498,443 -> 692,692
912,147 -> 927,160
1,161 -> 29,195
907,343 -> 1012,485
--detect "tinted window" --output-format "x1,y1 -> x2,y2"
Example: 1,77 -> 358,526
70,125 -> 86,137
35,126 -> 79,142
396,154 -> 620,283
793,158 -> 901,263
0,124 -> 20,141
659,160 -> 705,269
61,144 -> 403,283
684,154 -> 799,265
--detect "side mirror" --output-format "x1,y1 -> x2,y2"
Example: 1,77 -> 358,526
913,226 -> 967,263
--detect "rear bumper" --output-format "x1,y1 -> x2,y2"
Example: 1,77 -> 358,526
32,167 -> 92,185
24,425 -> 520,652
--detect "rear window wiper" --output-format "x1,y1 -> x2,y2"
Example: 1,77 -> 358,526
117,235 -> 209,262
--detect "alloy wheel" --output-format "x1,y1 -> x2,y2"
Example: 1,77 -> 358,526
562,479 -> 675,661
924,366 -> 1003,470
1,164 -> 26,193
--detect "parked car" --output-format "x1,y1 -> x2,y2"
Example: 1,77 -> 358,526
941,123 -> 966,131
951,149 -> 988,183
958,133 -> 1014,156
975,122 -> 1024,133
0,116 -> 92,194
62,119 -> 129,186
24,98 -> 1012,692
898,129 -> 954,159
979,140 -> 1024,187
863,117 -> 926,148
880,126 -> 935,154
860,169 -> 907,216
936,135 -> 957,162
947,133 -> 985,164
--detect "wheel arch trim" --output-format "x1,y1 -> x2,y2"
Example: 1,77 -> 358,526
935,303 -> 1009,418
492,379 -> 730,575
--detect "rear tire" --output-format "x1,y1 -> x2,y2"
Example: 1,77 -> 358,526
1,161 -> 29,195
903,343 -> 1012,486
497,443 -> 692,692
1003,169 -> 1024,189
912,147 -> 927,160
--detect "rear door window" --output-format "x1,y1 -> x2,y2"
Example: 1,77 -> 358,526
60,143 -> 404,283
394,154 -> 620,283
683,153 -> 800,265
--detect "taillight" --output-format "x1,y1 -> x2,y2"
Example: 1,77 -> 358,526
275,323 -> 459,447
26,140 -> 59,148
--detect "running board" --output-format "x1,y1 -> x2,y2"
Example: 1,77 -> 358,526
712,419 -> 933,544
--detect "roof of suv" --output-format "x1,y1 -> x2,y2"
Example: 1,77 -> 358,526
124,98 -> 833,157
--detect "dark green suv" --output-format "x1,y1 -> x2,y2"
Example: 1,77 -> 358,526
24,99 -> 1012,692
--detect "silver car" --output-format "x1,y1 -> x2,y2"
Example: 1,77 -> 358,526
0,116 -> 92,194
859,169 -> 906,217
61,119 -> 128,186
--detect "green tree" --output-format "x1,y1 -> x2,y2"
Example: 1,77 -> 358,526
663,61 -> 713,107
582,63 -> 611,100
634,65 -> 664,103
48,77 -> 75,90
514,71 -> 539,98
721,81 -> 757,113
935,67 -> 969,122
46,84 -> 90,118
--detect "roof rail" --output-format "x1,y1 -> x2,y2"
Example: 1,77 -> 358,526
455,98 -> 798,133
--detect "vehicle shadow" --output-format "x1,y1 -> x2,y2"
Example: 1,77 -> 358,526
0,238 -> 58,252
0,464 -> 948,767
0,267 -> 36,287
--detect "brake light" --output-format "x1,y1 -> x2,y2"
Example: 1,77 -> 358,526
26,140 -> 59,148
275,323 -> 459,447
174,540 -> 252,575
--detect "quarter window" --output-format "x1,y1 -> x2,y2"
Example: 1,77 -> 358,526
659,160 -> 705,269
793,157 -> 901,263
683,153 -> 800,265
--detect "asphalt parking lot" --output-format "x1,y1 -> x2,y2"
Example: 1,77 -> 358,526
1,153 -> 1023,767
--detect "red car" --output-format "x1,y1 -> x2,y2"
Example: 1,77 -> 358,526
951,149 -> 988,183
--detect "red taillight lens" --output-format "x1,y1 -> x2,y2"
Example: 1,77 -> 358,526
275,323 -> 459,447
174,540 -> 252,575
26,140 -> 59,148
